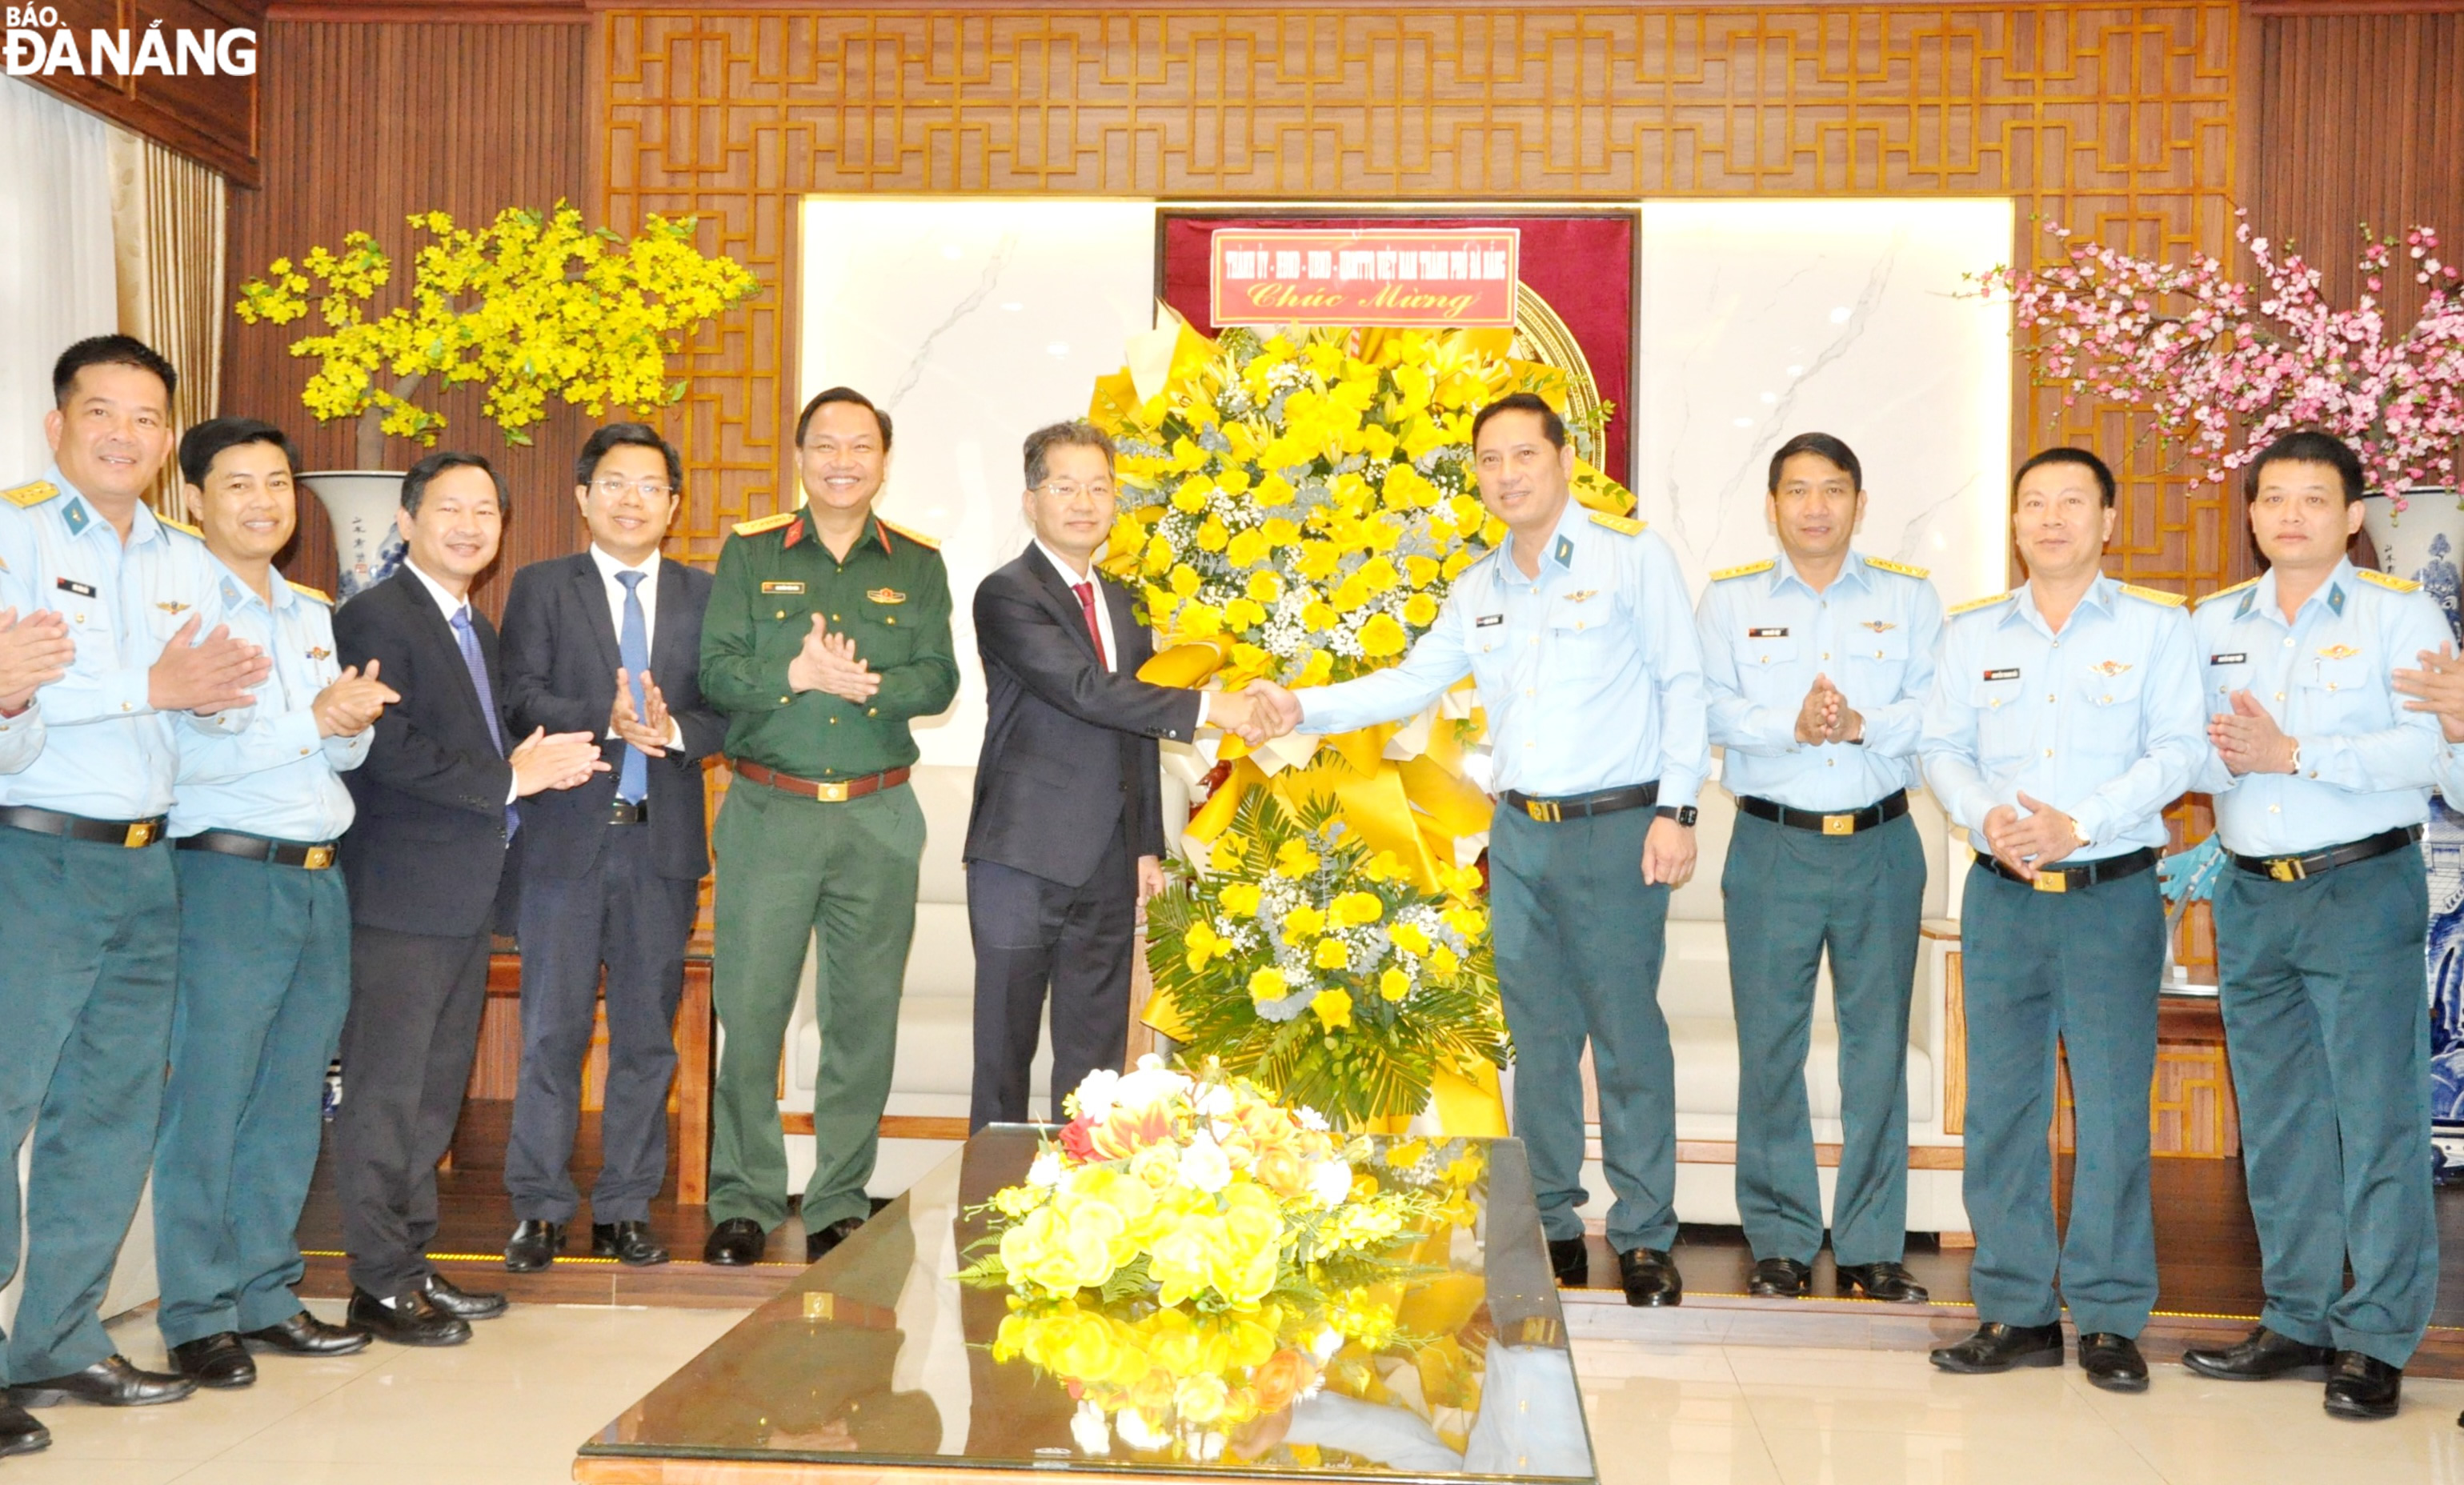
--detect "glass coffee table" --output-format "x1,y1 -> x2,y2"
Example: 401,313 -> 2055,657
577,1128 -> 1596,1484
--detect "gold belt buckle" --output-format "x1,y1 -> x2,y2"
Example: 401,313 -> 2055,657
2267,857 -> 2306,883
1524,799 -> 1560,823
303,844 -> 335,870
2032,867 -> 2068,893
815,780 -> 850,803
123,820 -> 158,849
1821,813 -> 1854,836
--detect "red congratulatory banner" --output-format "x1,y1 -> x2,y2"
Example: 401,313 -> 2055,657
1209,228 -> 1520,328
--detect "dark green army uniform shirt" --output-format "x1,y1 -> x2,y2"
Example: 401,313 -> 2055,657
699,507 -> 960,779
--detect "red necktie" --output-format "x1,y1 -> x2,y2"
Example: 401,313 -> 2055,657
1073,580 -> 1108,669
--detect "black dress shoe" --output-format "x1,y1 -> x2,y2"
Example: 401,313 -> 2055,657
1749,1257 -> 1812,1298
1836,1260 -> 1930,1303
1929,1321 -> 2064,1374
704,1216 -> 768,1267
2323,1351 -> 2402,1420
1617,1247 -> 1683,1307
593,1220 -> 671,1267
1546,1237 -> 1589,1287
2079,1332 -> 2149,1393
420,1271 -> 507,1321
241,1310 -> 371,1356
2182,1324 -> 2334,1383
0,1403 -> 48,1457
167,1333 -> 257,1389
347,1288 -> 471,1347
504,1219 -> 565,1273
807,1216 -> 864,1263
7,1354 -> 196,1407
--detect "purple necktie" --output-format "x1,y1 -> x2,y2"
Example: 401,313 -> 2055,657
451,605 -> 518,835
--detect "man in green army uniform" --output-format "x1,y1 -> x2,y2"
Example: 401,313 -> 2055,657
699,386 -> 959,1267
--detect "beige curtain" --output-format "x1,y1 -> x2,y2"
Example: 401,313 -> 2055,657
107,125 -> 226,518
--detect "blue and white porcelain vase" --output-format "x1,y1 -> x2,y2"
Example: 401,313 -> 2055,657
301,471 -> 407,602
2360,488 -> 2464,1156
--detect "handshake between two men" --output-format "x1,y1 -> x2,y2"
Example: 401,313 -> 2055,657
1202,680 -> 1308,748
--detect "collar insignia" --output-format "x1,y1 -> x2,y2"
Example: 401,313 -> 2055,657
2317,643 -> 2360,661
2327,585 -> 2348,616
62,498 -> 90,536
867,587 -> 907,605
1861,620 -> 1897,633
1551,535 -> 1575,568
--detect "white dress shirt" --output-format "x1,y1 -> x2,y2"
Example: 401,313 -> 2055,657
1035,537 -> 1216,725
590,543 -> 684,748
403,559 -> 518,803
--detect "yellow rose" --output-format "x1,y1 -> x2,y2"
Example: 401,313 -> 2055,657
1296,542 -> 1340,581
1442,903 -> 1487,938
1224,528 -> 1268,569
1262,517 -> 1302,546
1174,1374 -> 1232,1426
1296,650 -> 1335,686
1311,989 -> 1354,1031
1363,850 -> 1406,883
1143,534 -> 1175,573
1196,516 -> 1230,552
1247,967 -> 1288,1003
1216,466 -> 1252,494
1169,563 -> 1201,597
1171,477 -> 1211,513
1428,944 -> 1461,978
1404,593 -> 1439,627
1180,602 -> 1224,638
1379,967 -> 1411,1002
1275,839 -> 1319,878
1223,597 -> 1266,630
1219,881 -> 1263,917
1184,921 -> 1222,971
1389,921 -> 1431,955
1245,569 -> 1283,603
1282,903 -> 1325,938
1360,424 -> 1398,461
1301,600 -> 1340,633
1312,938 -> 1350,971
1331,891 -> 1383,927
1331,574 -> 1373,613
1359,613 -> 1408,658
1441,548 -> 1477,579
1404,554 -> 1441,588
1255,474 -> 1297,507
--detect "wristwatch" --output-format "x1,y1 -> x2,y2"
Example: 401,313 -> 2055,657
1656,804 -> 1698,827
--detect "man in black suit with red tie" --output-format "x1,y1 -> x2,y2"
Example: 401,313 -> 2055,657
497,425 -> 726,1272
331,452 -> 606,1345
963,422 -> 1265,1128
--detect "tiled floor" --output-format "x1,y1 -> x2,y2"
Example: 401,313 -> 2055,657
14,1303 -> 2464,1483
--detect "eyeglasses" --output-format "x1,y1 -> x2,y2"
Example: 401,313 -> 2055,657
591,477 -> 675,501
1035,480 -> 1115,503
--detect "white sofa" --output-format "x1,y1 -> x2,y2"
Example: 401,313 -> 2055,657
775,762 -> 1971,1238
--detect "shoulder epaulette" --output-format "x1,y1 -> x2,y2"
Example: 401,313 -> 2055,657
1709,558 -> 1775,582
1863,554 -> 1931,580
731,511 -> 799,538
877,517 -> 942,551
2195,576 -> 2260,608
2,480 -> 58,509
2117,582 -> 2187,608
286,580 -> 332,606
158,514 -> 202,539
1946,591 -> 2015,618
2357,568 -> 2422,594
1587,510 -> 1646,537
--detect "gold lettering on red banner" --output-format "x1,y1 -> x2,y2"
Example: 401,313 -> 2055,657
1210,229 -> 1519,328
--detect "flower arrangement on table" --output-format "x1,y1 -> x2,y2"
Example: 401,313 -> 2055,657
234,202 -> 760,470
1976,214 -> 2464,510
1086,319 -> 1632,1127
966,1059 -> 1492,1464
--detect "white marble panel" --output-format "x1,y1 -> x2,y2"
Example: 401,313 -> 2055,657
799,198 -> 1159,765
1633,199 -> 2014,609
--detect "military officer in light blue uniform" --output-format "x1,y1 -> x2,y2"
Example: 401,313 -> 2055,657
150,418 -> 402,1391
0,601 -> 74,775
1697,432 -> 1942,1304
1250,392 -> 1709,1307
1917,446 -> 2205,1394
2178,432 -> 2447,1422
0,339 -> 271,1434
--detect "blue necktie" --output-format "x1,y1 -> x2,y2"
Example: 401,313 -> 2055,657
615,570 -> 651,804
451,605 -> 517,835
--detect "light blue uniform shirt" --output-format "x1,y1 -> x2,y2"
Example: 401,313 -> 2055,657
1298,499 -> 1709,806
1918,574 -> 2206,861
169,562 -> 367,843
0,691 -> 42,774
1696,549 -> 1944,812
0,467 -> 237,819
2190,558 -> 2445,855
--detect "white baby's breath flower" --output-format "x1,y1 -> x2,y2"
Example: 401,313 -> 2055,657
1027,1151 -> 1064,1188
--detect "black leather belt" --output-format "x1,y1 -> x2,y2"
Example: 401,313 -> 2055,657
1738,789 -> 1909,837
607,799 -> 649,826
1501,781 -> 1659,824
2231,824 -> 2421,883
0,805 -> 166,849
1981,845 -> 2158,894
177,830 -> 340,870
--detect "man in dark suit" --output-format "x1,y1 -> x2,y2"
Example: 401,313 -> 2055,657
963,421 -> 1264,1128
497,424 -> 725,1271
331,451 -> 606,1346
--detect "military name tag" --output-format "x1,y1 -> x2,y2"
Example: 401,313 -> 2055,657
760,581 -> 806,594
54,577 -> 95,598
1476,614 -> 1504,627
1748,626 -> 1789,638
2209,652 -> 2246,666
1982,666 -> 2020,681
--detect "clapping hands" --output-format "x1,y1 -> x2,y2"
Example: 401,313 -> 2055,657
1793,673 -> 1864,746
2393,642 -> 2464,743
0,607 -> 73,714
311,658 -> 400,738
787,614 -> 879,702
610,666 -> 675,755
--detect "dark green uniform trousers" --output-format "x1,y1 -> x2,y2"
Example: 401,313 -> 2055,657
2214,848 -> 2437,1368
152,850 -> 352,1348
710,777 -> 924,1231
1960,859 -> 2161,1337
1488,803 -> 1677,1253
1722,809 -> 1925,1267
0,828 -> 177,1383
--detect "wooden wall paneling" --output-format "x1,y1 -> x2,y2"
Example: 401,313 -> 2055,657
225,19 -> 592,616
26,0 -> 266,184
